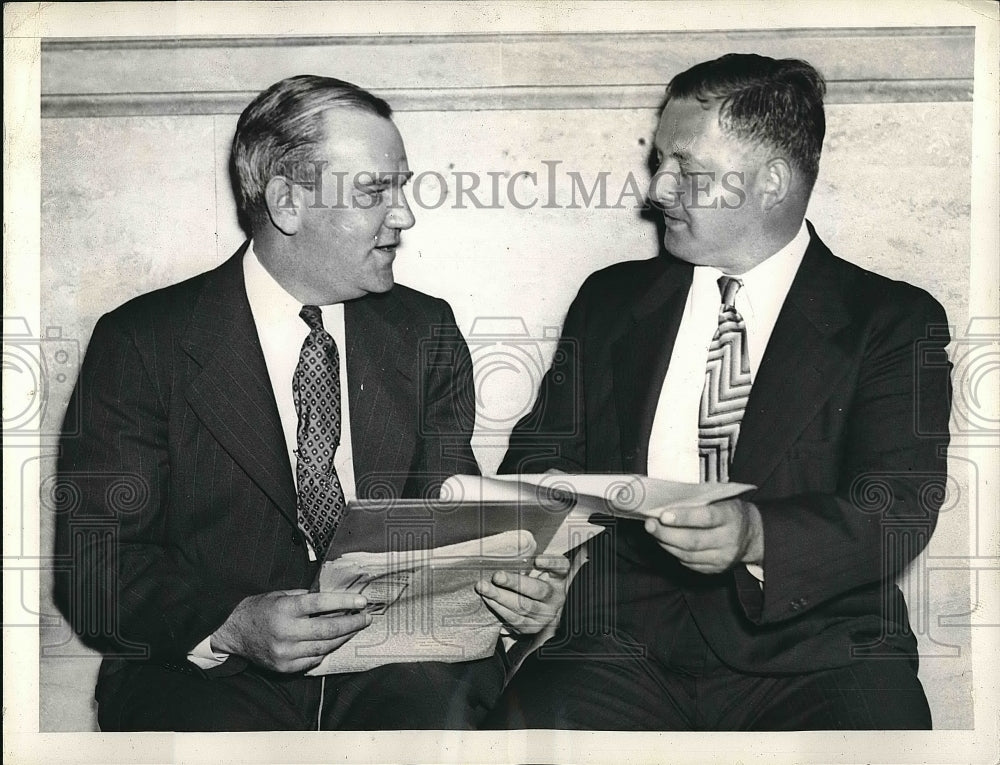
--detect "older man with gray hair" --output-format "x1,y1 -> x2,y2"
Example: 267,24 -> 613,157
55,74 -> 568,731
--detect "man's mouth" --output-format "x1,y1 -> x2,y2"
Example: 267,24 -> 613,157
373,241 -> 399,253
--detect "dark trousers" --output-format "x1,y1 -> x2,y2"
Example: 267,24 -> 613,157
487,618 -> 930,730
97,651 -> 506,731
486,524 -> 931,731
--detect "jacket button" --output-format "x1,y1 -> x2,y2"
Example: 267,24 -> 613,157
789,600 -> 801,611
291,534 -> 302,546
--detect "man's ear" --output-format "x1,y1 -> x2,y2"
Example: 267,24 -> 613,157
760,157 -> 792,211
264,176 -> 305,235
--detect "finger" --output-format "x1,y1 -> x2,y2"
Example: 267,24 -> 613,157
293,628 -> 370,660
653,533 -> 726,558
644,519 -> 714,551
655,540 -> 728,570
478,580 -> 553,617
277,655 -> 328,674
532,555 -> 571,577
290,591 -> 368,616
654,540 -> 703,563
489,571 -> 552,602
654,504 -> 720,528
278,634 -> 364,672
480,596 -> 536,632
299,611 -> 373,641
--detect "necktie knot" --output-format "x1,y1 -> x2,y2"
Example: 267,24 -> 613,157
300,304 -> 325,333
718,276 -> 743,309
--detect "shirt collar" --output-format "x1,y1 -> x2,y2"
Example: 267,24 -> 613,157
692,220 -> 810,307
738,219 -> 810,294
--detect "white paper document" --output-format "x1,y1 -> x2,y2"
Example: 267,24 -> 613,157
311,473 -> 755,673
309,531 -> 537,674
441,473 -> 755,551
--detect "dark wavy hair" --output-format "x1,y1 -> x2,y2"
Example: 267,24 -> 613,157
666,54 -> 827,187
230,75 -> 392,233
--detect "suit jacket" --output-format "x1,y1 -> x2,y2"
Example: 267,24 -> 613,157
501,224 -> 952,673
54,243 -> 479,680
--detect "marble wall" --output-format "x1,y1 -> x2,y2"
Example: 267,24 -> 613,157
38,31 -> 975,730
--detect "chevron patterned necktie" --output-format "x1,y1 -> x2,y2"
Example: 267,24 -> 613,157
293,305 -> 346,556
698,276 -> 752,482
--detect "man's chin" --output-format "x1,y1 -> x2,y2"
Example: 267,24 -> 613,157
369,273 -> 395,293
662,231 -> 696,262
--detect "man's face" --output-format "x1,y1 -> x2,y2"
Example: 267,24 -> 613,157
286,109 -> 415,304
649,97 -> 767,274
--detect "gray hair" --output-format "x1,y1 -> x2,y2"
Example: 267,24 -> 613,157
230,74 -> 392,233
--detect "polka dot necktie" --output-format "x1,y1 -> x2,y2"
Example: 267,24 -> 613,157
698,276 -> 752,482
293,305 -> 346,556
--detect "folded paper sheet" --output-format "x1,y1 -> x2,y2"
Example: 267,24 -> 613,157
311,473 -> 755,672
309,531 -> 536,674
441,473 -> 755,549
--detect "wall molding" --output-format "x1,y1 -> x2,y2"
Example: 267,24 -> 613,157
41,27 -> 974,117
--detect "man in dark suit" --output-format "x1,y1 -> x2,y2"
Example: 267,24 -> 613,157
54,75 -> 567,731
488,54 -> 952,729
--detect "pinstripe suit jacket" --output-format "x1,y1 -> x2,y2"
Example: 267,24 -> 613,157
54,244 -> 478,679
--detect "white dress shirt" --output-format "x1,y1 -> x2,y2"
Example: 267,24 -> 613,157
189,243 -> 358,667
646,221 -> 810,579
243,244 -> 357,508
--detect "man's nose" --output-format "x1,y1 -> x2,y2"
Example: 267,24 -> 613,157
649,162 -> 684,209
386,189 -> 416,230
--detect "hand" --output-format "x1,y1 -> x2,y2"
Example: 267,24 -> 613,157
644,498 -> 764,575
211,589 -> 372,673
475,555 -> 571,637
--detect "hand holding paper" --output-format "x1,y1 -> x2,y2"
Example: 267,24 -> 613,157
308,531 -> 538,674
475,554 -> 571,636
307,472 -> 759,673
211,589 -> 372,674
643,497 -> 764,575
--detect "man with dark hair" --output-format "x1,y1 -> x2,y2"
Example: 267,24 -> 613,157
54,75 -> 567,731
488,54 -> 952,730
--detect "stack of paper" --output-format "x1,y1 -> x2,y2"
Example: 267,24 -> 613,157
311,473 -> 756,673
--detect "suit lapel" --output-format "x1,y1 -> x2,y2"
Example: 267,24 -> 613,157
611,259 -> 692,473
345,293 -> 416,500
180,245 -> 299,526
731,230 -> 853,487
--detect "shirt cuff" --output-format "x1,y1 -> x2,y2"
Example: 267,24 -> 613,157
187,634 -> 230,669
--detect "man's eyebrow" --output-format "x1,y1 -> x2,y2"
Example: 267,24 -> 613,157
357,171 -> 413,186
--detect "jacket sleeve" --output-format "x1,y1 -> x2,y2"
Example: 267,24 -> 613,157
746,291 -> 953,624
410,299 -> 482,485
499,279 -> 593,475
53,313 -> 249,666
